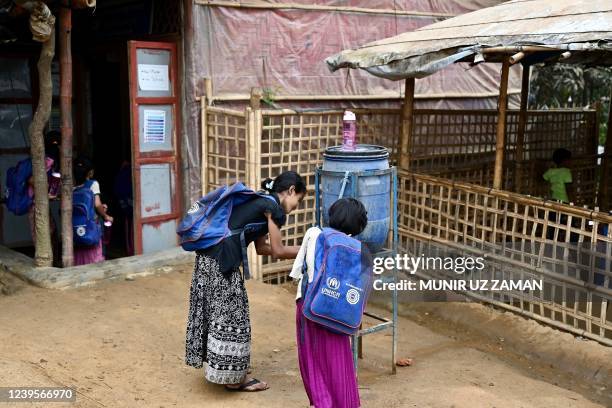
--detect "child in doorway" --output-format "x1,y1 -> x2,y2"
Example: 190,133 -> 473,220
73,156 -> 113,266
543,148 -> 573,204
290,198 -> 368,408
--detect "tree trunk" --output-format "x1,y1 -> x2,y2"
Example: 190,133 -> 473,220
30,29 -> 55,267
59,4 -> 74,267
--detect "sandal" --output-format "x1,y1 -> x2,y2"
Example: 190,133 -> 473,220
225,378 -> 269,392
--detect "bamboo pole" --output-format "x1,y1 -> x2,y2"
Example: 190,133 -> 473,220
195,0 -> 456,18
514,64 -> 530,193
196,89 -> 523,103
204,77 -> 213,105
59,2 -> 74,267
400,78 -> 415,170
480,44 -> 597,54
246,87 -> 264,279
493,57 -> 510,190
245,105 -> 257,279
201,98 -> 208,194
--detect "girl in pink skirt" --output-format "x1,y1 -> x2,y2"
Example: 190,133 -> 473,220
290,198 -> 368,408
73,157 -> 113,266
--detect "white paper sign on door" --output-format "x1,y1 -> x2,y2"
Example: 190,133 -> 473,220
144,110 -> 166,143
138,64 -> 169,91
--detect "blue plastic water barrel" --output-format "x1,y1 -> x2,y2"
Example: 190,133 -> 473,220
321,144 -> 390,252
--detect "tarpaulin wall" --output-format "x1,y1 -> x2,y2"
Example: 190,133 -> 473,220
181,0 -> 522,203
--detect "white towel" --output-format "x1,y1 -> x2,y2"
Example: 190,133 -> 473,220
290,226 -> 321,300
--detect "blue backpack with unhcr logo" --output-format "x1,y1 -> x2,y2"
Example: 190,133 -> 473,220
301,228 -> 373,335
72,180 -> 101,247
176,182 -> 276,279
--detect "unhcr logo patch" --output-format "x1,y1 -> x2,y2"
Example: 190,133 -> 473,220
187,201 -> 200,214
326,277 -> 340,290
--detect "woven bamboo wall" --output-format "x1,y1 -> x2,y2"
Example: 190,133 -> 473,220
201,103 -> 611,345
410,109 -> 600,205
398,171 -> 612,345
201,105 -> 604,280
256,109 -> 401,281
202,106 -> 248,189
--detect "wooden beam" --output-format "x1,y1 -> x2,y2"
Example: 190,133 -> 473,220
203,77 -> 213,105
246,87 -> 263,279
493,57 -> 510,190
400,78 -> 415,170
201,98 -> 208,194
514,64 -> 530,193
250,87 -> 263,110
480,44 -> 596,54
195,89 -> 523,102
59,1 -> 74,267
195,0 -> 456,18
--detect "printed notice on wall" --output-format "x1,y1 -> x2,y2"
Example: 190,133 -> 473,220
143,110 -> 166,143
138,64 -> 169,91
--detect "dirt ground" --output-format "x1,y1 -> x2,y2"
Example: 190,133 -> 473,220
0,264 -> 609,408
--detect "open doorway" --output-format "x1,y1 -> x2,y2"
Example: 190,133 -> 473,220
0,0 -> 182,265
87,44 -> 133,259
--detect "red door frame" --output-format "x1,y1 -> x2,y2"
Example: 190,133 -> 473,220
128,41 -> 181,254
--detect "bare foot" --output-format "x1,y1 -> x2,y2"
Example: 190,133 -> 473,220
396,358 -> 414,367
225,378 -> 269,392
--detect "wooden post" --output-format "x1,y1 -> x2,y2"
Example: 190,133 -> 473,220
200,78 -> 213,195
514,64 -> 530,194
600,90 -> 612,212
201,78 -> 212,194
493,57 -> 510,190
400,78 -> 415,170
204,77 -> 213,105
247,87 -> 263,279
59,2 -> 74,267
19,1 -> 56,267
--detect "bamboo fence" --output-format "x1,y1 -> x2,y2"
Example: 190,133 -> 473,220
398,171 -> 612,345
200,102 -> 611,345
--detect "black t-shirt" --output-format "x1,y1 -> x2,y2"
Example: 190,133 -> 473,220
199,192 -> 286,275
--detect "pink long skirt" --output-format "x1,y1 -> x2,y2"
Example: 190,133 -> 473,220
74,241 -> 104,266
296,299 -> 360,408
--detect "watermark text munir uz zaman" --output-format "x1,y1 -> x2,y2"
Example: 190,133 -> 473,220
371,254 -> 543,293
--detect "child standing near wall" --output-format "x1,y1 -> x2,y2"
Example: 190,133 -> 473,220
73,157 -> 113,266
290,198 -> 368,408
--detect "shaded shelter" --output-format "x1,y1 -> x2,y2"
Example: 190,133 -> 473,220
322,0 -> 612,346
327,0 -> 612,195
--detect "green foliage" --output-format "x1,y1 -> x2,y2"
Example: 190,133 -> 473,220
262,87 -> 281,109
530,65 -> 611,145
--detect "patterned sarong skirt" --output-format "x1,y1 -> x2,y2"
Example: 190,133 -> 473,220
185,254 -> 251,384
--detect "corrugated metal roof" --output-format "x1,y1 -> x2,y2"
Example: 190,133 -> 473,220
326,0 -> 612,79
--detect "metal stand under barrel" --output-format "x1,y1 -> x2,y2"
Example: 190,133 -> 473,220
314,165 -> 399,375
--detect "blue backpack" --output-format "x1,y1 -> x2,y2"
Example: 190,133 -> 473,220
176,182 -> 276,279
5,158 -> 33,216
301,228 -> 373,335
73,180 -> 101,247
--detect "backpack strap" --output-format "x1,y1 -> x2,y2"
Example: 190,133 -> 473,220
229,221 -> 267,280
234,193 -> 280,280
299,258 -> 311,344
